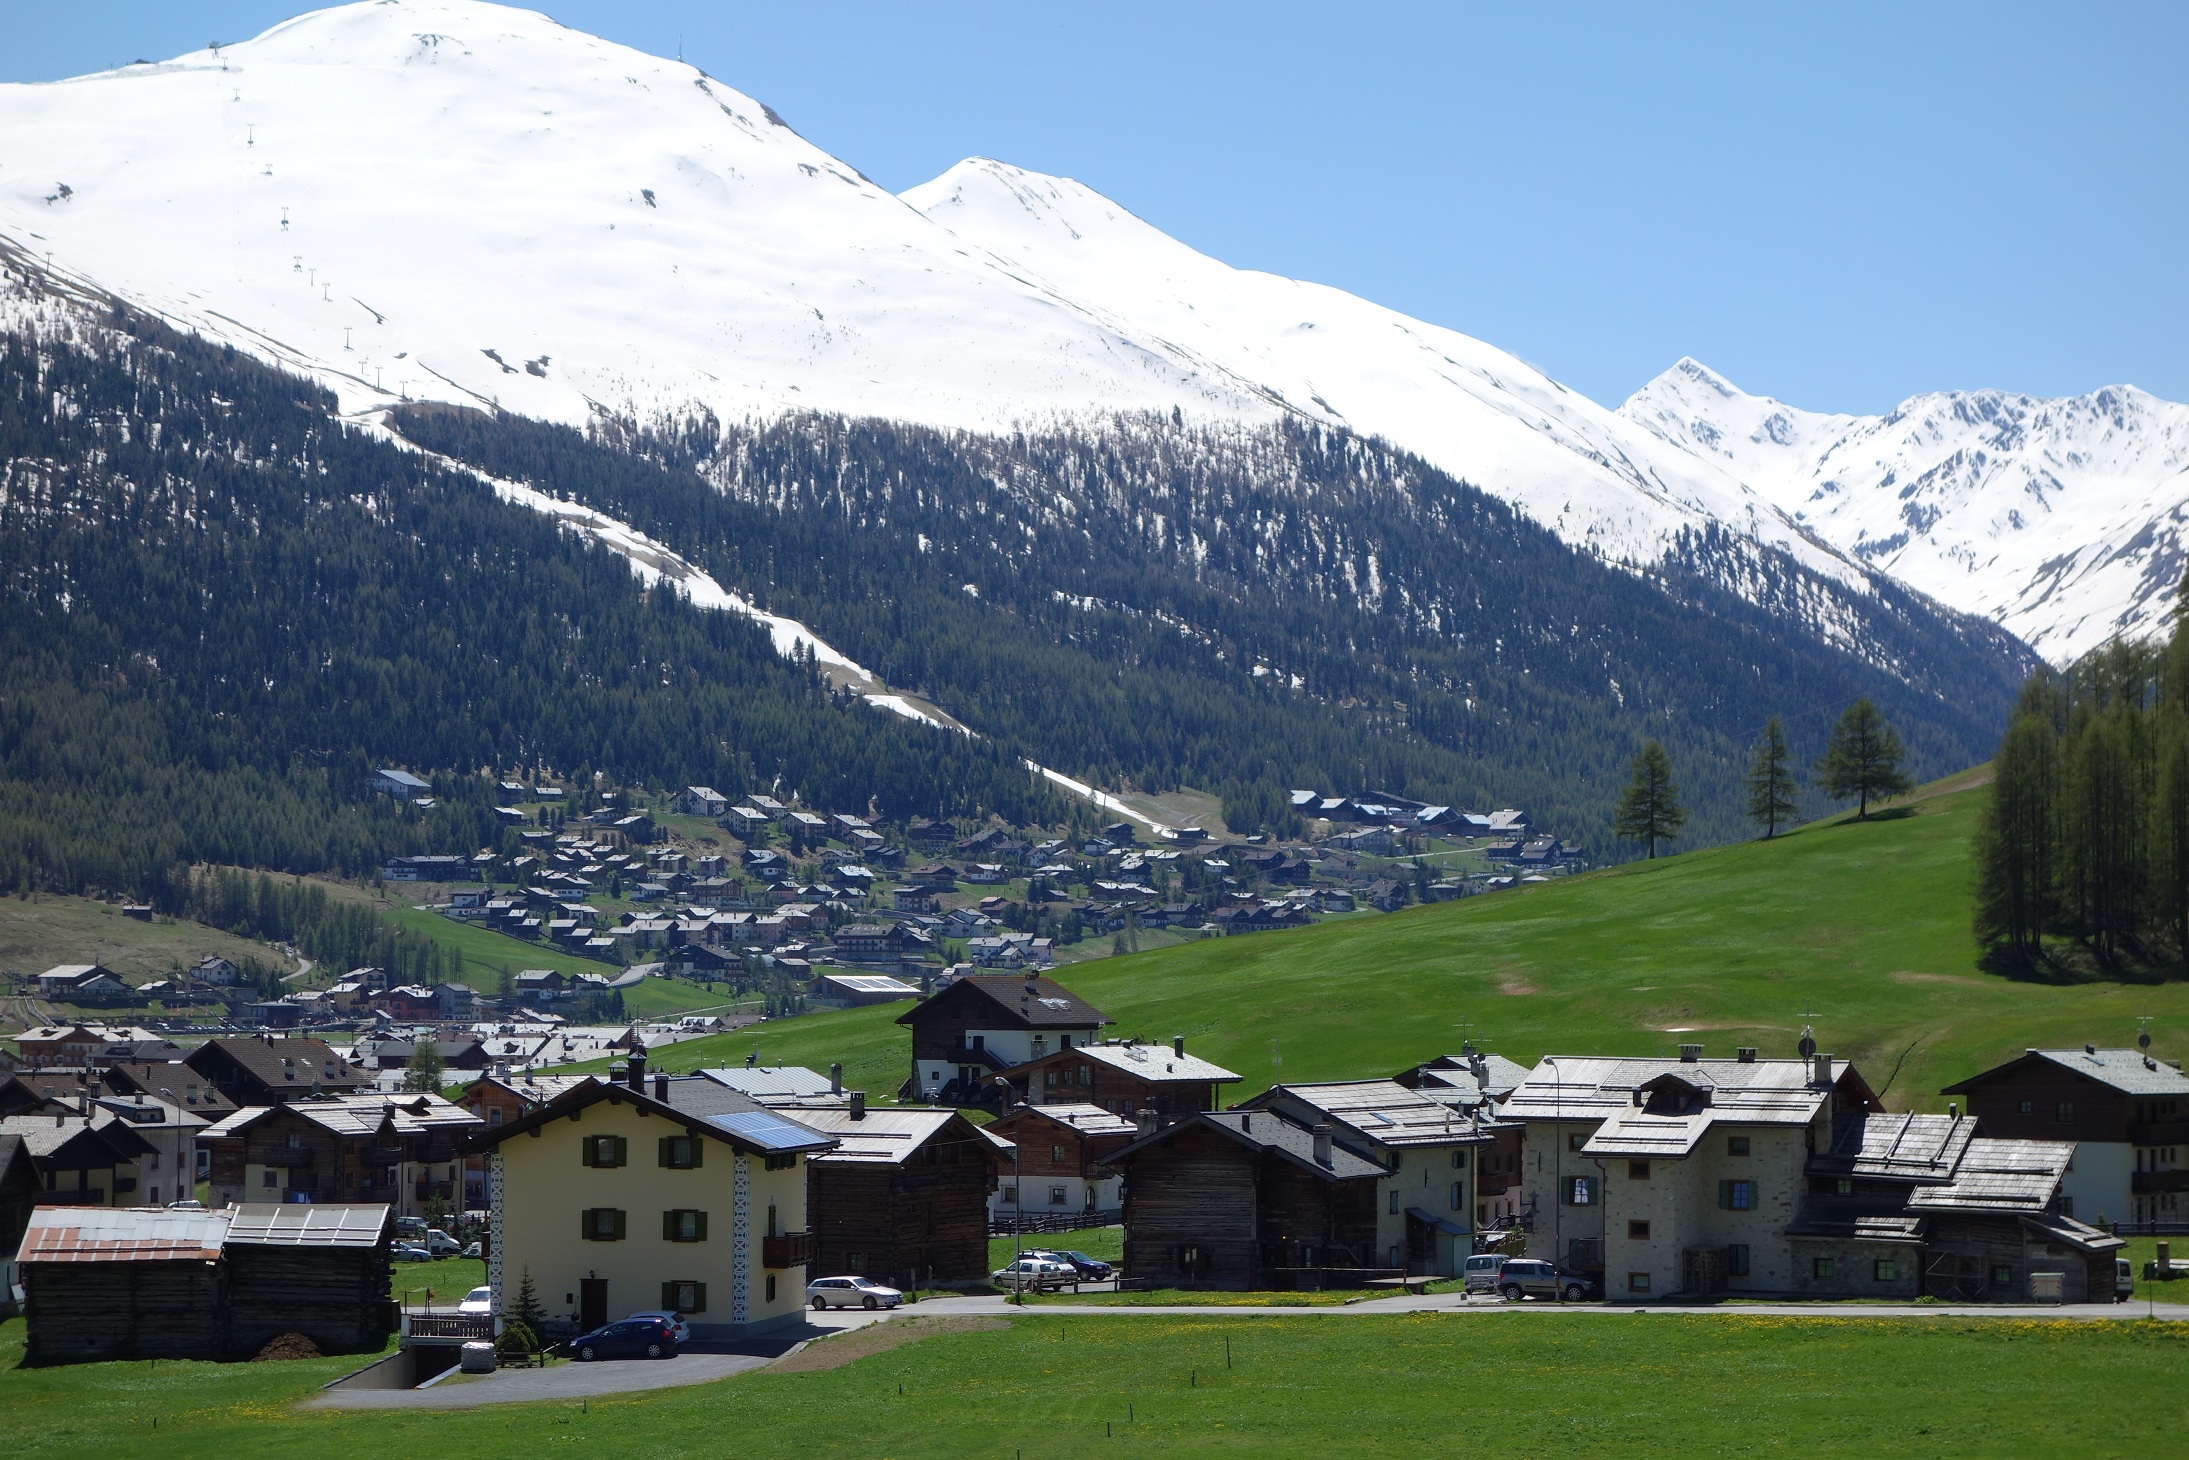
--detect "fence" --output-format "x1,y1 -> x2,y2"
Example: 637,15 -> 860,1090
988,1210 -> 1122,1236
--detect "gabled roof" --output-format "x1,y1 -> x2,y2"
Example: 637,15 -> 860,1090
1400,1052 -> 1532,1105
1809,1112 -> 1977,1181
16,1206 -> 229,1264
185,1037 -> 365,1091
1942,1047 -> 2189,1098
1109,1109 -> 1386,1182
696,1066 -> 840,1106
223,1203 -> 391,1248
1244,1080 -> 1489,1147
467,1076 -> 836,1158
0,1110 -> 159,1161
992,1102 -> 1137,1139
896,975 -> 1109,1031
1020,1041 -> 1240,1086
202,1092 -> 481,1140
1503,1056 -> 1873,1126
790,1107 -> 978,1165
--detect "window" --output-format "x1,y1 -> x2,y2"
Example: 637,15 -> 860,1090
1992,1264 -> 2013,1288
1726,1136 -> 1750,1157
261,1169 -> 279,1188
1060,1034 -> 1072,1050
148,1153 -> 160,1170
1727,1244 -> 1750,1276
662,1209 -> 708,1242
1450,1149 -> 1467,1169
1451,1183 -> 1464,1211
1874,1259 -> 1897,1282
663,1280 -> 708,1313
1049,1186 -> 1068,1206
1002,1186 -> 1018,1205
2060,1194 -> 2075,1217
970,1035 -> 985,1052
764,1153 -> 797,1172
658,1134 -> 704,1170
1628,1160 -> 1651,1180
581,1134 -> 628,1168
1565,1176 -> 1598,1206
2019,1100 -> 2034,1114
1628,1220 -> 1652,1240
581,1208 -> 627,1241
287,1132 -> 303,1150
488,1108 -> 503,1126
1568,1133 -> 1586,1152
1078,1065 -> 1091,1088
1719,1180 -> 1755,1211
2056,1102 -> 2074,1122
1390,1191 -> 1402,1215
1835,1178 -> 1854,1197
1628,1272 -> 1651,1293
766,1274 -> 777,1302
1813,1257 -> 1834,1279
1052,1145 -> 1067,1164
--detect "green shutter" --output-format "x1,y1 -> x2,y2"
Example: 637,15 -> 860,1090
659,1135 -> 674,1168
662,1279 -> 677,1309
662,1209 -> 677,1241
582,1208 -> 593,1240
610,1136 -> 627,1167
688,1136 -> 702,1169
580,1137 -> 596,1168
612,1209 -> 627,1241
690,1282 -> 706,1313
693,1210 -> 707,1242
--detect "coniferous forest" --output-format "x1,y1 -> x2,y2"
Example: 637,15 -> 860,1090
0,292 -> 2038,904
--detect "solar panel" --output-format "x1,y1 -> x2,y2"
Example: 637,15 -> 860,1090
707,1109 -> 830,1153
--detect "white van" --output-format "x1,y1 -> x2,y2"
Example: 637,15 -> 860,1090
1463,1253 -> 1510,1294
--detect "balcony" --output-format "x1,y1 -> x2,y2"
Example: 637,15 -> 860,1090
2130,1121 -> 2189,1148
2131,1169 -> 2189,1196
761,1231 -> 814,1269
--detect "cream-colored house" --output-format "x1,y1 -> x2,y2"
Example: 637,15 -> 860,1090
474,1063 -> 836,1339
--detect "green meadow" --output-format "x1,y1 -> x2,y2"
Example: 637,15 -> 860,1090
626,773 -> 2189,1108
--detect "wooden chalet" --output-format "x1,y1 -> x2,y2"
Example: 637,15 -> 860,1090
898,973 -> 1110,1106
183,1036 -> 369,1105
13,1203 -> 392,1365
0,1135 -> 39,1314
1000,1036 -> 1241,1124
200,1092 -> 481,1216
1109,1110 -> 1387,1289
985,1101 -> 1136,1223
790,1096 -> 1001,1285
0,1111 -> 156,1206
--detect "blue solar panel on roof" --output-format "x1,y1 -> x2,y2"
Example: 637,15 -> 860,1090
707,1109 -> 828,1151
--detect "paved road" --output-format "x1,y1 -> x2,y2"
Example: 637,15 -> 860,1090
306,1310 -> 888,1410
910,1291 -> 2189,1322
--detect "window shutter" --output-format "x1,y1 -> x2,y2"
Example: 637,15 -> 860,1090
688,1136 -> 702,1169
582,1208 -> 594,1240
611,1135 -> 627,1167
612,1209 -> 627,1241
581,1137 -> 596,1168
662,1279 -> 677,1309
663,1209 -> 677,1241
694,1210 -> 708,1242
659,1135 -> 674,1168
1718,1179 -> 1729,1210
691,1282 -> 706,1313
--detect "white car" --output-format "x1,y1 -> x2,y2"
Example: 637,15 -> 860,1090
424,1228 -> 463,1256
457,1285 -> 494,1315
991,1257 -> 1077,1292
805,1276 -> 905,1310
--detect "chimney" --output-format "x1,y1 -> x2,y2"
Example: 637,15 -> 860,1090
654,1072 -> 669,1101
1173,1035 -> 1185,1058
849,1091 -> 867,1120
626,1046 -> 647,1090
1312,1123 -> 1333,1167
1947,1101 -> 1959,1119
1812,1053 -> 1832,1086
829,1061 -> 843,1095
1735,1047 -> 1756,1063
1136,1109 -> 1157,1137
1241,1113 -> 1252,1134
1678,1043 -> 1703,1063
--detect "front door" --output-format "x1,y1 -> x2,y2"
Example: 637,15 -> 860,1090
579,1277 -> 608,1330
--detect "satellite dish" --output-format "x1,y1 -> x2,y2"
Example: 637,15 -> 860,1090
1797,1027 -> 1817,1059
2140,1030 -> 2153,1050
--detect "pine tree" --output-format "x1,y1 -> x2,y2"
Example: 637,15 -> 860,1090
1974,711 -> 2060,961
1614,741 -> 1687,859
1816,699 -> 1913,819
1744,716 -> 1800,838
403,1035 -> 446,1094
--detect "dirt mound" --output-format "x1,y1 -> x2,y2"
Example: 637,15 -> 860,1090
251,1332 -> 323,1362
766,1316 -> 1007,1374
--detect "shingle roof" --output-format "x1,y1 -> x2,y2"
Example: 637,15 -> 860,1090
0,1109 -> 158,1159
1003,1102 -> 1138,1138
1113,1110 -> 1386,1181
697,1066 -> 840,1105
896,975 -> 1109,1031
203,1092 -> 481,1140
792,1107 -> 967,1165
1059,1043 -> 1241,1085
1503,1056 -> 1857,1126
189,1037 -> 364,1090
1943,1047 -> 2189,1098
1907,1138 -> 2073,1214
1247,1080 -> 1489,1148
1783,1205 -> 1929,1243
1809,1113 -> 1977,1181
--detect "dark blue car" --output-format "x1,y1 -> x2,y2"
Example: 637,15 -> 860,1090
567,1315 -> 679,1362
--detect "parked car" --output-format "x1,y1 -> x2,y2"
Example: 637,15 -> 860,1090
621,1309 -> 693,1344
567,1316 -> 678,1361
805,1276 -> 905,1310
390,1243 -> 434,1263
461,1240 -> 483,1259
423,1228 -> 463,1256
991,1257 -> 1078,1292
165,1199 -> 208,1212
1048,1250 -> 1114,1281
394,1216 -> 427,1239
1462,1253 -> 1510,1294
457,1285 -> 495,1315
1496,1258 -> 1595,1302
2118,1258 -> 2137,1301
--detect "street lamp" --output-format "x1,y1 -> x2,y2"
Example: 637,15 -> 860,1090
991,1076 -> 1024,1304
1545,1056 -> 1563,1305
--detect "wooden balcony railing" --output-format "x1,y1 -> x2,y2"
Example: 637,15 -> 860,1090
761,1231 -> 814,1269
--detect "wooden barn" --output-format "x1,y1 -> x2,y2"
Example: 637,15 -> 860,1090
221,1204 -> 395,1358
12,1202 -> 393,1365
15,1206 -> 229,1365
1109,1110 -> 1386,1289
790,1096 -> 1003,1287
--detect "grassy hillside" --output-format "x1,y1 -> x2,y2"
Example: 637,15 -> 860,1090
0,894 -> 287,984
633,772 -> 2189,1109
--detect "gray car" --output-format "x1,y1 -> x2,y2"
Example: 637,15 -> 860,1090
1496,1258 -> 1595,1302
1462,1252 -> 1510,1294
805,1276 -> 904,1310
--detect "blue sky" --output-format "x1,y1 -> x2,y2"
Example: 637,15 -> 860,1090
4,1 -> 2182,412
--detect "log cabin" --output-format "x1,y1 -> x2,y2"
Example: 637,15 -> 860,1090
984,1101 -> 1135,1225
1000,1036 -> 1240,1125
898,973 -> 1110,1106
184,1036 -> 369,1106
790,1096 -> 1001,1287
200,1091 -> 481,1216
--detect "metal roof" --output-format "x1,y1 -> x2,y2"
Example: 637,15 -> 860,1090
1907,1138 -> 2073,1213
1503,1056 -> 1850,1126
705,1107 -> 838,1155
1005,1102 -> 1138,1138
1810,1112 -> 1977,1181
698,1066 -> 840,1102
222,1203 -> 391,1248
1247,1080 -> 1488,1147
794,1108 -> 964,1165
1067,1043 -> 1242,1084
16,1207 -> 228,1264
203,1092 -> 481,1140
1945,1047 -> 2189,1098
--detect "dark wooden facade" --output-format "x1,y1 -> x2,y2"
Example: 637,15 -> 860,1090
223,1240 -> 393,1357
1115,1118 -> 1381,1289
897,976 -> 1108,1089
987,1105 -> 1134,1189
22,1258 -> 223,1365
806,1111 -> 997,1286
204,1102 -> 471,1208
184,1037 -> 367,1106
1003,1051 -> 1225,1122
1943,1058 -> 2138,1146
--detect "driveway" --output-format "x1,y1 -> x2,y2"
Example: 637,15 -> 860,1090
305,1309 -> 890,1410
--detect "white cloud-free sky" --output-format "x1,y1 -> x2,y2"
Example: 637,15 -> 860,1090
3,0 -> 2181,413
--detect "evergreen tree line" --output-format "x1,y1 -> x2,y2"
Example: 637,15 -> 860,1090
0,316 -> 1080,900
178,865 -> 463,984
1975,618 -> 2189,968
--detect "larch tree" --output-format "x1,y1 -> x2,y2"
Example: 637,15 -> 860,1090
1744,716 -> 1800,838
1614,740 -> 1687,859
1816,698 -> 1913,819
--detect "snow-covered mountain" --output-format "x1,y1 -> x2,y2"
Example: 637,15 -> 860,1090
0,0 -> 1870,601
1622,358 -> 2189,663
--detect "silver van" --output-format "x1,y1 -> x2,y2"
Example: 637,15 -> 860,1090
1463,1253 -> 1510,1293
